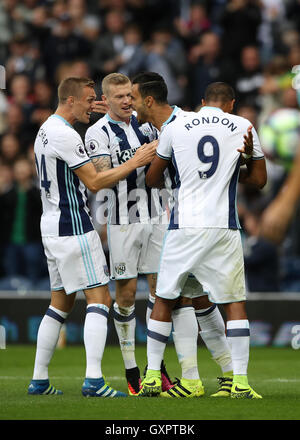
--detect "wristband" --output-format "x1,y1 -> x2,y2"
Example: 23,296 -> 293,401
242,153 -> 252,160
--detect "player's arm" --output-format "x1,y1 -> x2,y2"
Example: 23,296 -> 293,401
238,158 -> 267,189
74,141 -> 157,192
91,155 -> 112,172
237,125 -> 254,166
147,125 -> 172,188
260,145 -> 300,243
146,155 -> 170,188
238,124 -> 267,188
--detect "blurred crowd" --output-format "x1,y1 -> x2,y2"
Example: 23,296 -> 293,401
1,0 -> 300,292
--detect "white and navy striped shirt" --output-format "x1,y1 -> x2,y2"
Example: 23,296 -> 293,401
34,115 -> 94,237
85,112 -> 161,224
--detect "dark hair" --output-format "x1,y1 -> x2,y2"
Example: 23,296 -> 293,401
204,82 -> 235,103
131,71 -> 168,104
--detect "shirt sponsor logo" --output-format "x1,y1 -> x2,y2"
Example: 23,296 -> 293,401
116,147 -> 139,164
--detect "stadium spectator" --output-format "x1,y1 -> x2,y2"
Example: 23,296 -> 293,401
90,9 -> 127,79
142,26 -> 188,105
5,34 -> 45,83
240,204 -> 280,292
42,11 -> 91,79
0,133 -> 21,166
7,73 -> 35,115
174,2 -> 212,50
257,0 -> 287,64
218,0 -> 262,64
0,157 -> 44,284
118,23 -> 146,78
233,45 -> 264,109
0,162 -> 13,194
188,30 -> 229,108
259,56 -> 295,124
67,0 -> 102,42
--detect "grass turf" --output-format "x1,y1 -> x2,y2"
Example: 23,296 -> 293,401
0,345 -> 299,421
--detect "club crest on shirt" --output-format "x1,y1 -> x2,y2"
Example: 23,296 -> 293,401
87,139 -> 99,154
75,143 -> 86,158
115,262 -> 126,276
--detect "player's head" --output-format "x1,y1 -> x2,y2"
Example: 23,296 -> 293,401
57,77 -> 96,123
202,82 -> 235,113
131,72 -> 168,124
101,73 -> 132,122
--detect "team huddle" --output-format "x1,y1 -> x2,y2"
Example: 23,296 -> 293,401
28,72 -> 267,400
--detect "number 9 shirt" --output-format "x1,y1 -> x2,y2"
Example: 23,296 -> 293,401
155,106 -> 264,303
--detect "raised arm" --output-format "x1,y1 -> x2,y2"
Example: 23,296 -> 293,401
238,158 -> 267,189
238,125 -> 267,189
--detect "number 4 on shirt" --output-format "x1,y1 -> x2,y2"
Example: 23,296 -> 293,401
35,153 -> 51,197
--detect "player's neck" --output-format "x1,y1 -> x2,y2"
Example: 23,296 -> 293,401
55,107 -> 76,126
152,105 -> 173,130
108,110 -> 131,125
203,101 -> 232,113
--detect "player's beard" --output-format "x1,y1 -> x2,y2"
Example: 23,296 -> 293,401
137,107 -> 148,125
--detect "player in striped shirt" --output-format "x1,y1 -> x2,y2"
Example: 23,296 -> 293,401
85,73 -> 172,395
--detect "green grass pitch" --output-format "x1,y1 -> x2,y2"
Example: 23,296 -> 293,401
0,345 -> 299,420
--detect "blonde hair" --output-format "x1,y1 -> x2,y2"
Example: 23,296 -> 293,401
101,73 -> 130,96
58,77 -> 95,103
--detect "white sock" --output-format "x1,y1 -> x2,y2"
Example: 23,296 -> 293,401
226,319 -> 250,378
172,306 -> 200,380
196,304 -> 233,374
33,306 -> 68,380
147,318 -> 172,371
146,293 -> 155,326
84,303 -> 109,379
113,302 -> 137,370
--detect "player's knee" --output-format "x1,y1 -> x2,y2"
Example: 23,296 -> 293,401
116,290 -> 136,307
192,295 -> 212,310
178,296 -> 193,307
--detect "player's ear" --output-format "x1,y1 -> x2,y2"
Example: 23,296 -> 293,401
145,96 -> 154,108
201,99 -> 206,106
67,96 -> 75,106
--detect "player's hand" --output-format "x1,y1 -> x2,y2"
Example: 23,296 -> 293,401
260,197 -> 295,244
132,140 -> 158,168
237,125 -> 253,158
92,100 -> 109,114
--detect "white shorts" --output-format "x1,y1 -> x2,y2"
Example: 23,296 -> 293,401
43,230 -> 109,294
108,218 -> 168,280
181,274 -> 207,298
156,228 -> 246,304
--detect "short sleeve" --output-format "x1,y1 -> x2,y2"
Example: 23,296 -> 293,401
85,124 -> 111,158
252,126 -> 265,160
54,130 -> 91,170
156,125 -> 172,160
